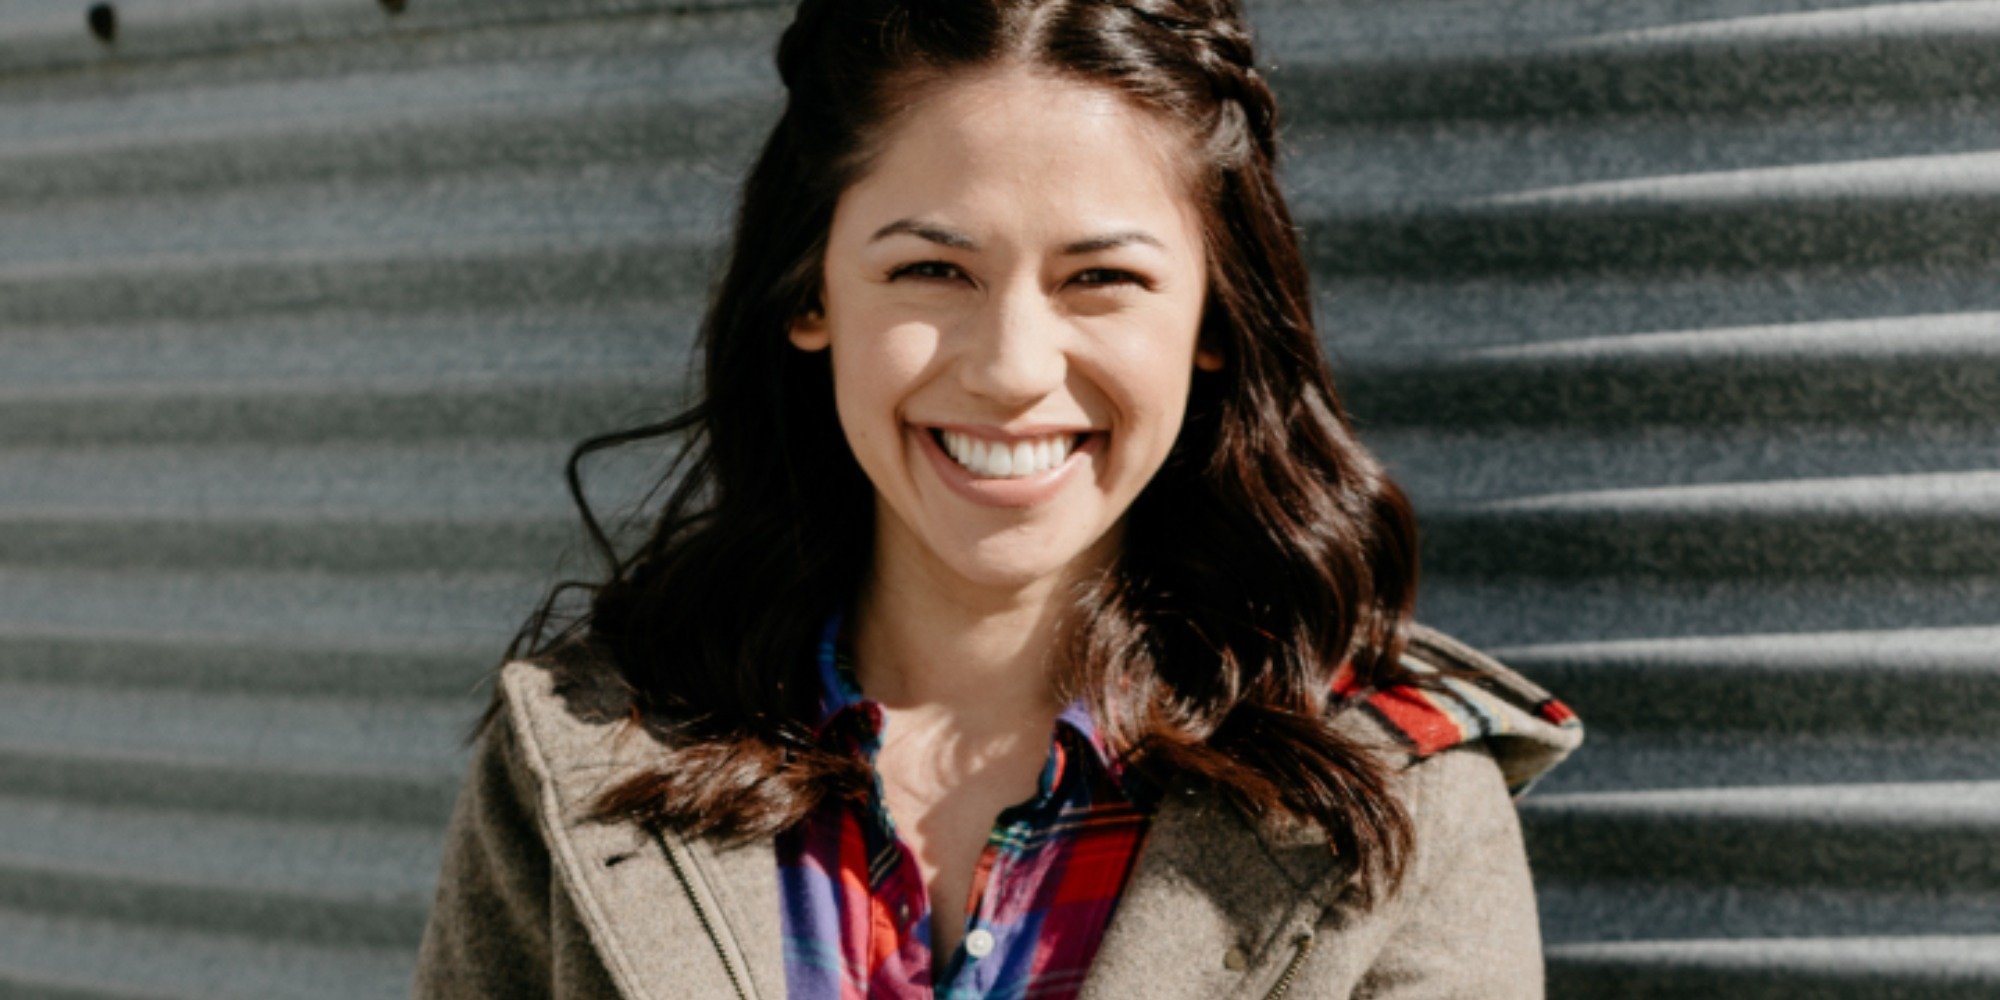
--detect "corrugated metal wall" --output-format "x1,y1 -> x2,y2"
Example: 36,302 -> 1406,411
0,0 -> 1991,996
1272,2 -> 2000,995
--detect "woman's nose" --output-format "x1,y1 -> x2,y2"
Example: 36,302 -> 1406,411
956,287 -> 1068,405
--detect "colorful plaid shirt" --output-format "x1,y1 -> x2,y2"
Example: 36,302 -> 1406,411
776,610 -> 1154,999
776,613 -> 1584,999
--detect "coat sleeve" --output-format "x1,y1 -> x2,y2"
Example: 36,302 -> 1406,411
412,710 -> 558,999
1349,745 -> 1546,1000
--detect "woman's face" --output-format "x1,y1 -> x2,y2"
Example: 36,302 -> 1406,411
790,63 -> 1218,595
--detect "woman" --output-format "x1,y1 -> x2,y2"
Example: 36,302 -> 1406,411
414,1 -> 1583,997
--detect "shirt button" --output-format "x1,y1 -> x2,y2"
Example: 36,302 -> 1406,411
895,901 -> 910,925
964,928 -> 996,958
1222,945 -> 1248,971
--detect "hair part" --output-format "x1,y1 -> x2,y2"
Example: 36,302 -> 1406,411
493,0 -> 1429,906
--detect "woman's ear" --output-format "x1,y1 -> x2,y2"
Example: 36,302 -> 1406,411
1194,344 -> 1224,372
788,307 -> 830,352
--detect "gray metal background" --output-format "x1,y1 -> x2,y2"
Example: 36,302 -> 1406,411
1,0 -> 1994,996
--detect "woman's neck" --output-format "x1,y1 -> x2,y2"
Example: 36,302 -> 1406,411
850,506 -> 1123,741
850,569 -> 1068,738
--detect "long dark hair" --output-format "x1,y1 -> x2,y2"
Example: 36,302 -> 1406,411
489,0 -> 1426,904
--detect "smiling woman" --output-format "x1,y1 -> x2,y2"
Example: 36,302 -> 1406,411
412,2 -> 1583,999
784,64 -> 1222,967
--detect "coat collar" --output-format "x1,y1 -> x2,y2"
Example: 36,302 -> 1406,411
498,657 -> 1386,1000
500,658 -> 779,1000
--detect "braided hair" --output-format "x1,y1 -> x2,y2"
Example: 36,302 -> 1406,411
1116,0 -> 1279,165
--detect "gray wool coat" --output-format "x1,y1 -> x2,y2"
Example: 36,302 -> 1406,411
411,624 -> 1582,999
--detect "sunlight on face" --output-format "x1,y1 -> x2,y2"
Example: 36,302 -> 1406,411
789,63 -> 1218,597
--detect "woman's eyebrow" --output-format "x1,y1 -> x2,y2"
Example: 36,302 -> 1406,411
868,219 -> 979,250
1058,230 -> 1165,255
867,218 -> 1165,255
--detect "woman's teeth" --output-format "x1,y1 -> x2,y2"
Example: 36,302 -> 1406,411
938,430 -> 1081,479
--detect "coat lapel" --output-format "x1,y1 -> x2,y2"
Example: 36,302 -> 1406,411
503,661 -> 784,1000
1074,780 -> 1350,1000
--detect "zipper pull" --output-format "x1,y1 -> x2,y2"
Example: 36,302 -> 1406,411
1261,930 -> 1317,1000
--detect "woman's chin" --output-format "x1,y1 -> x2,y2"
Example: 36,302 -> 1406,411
925,522 -> 1122,595
939,548 -> 1082,593
873,488 -> 1123,596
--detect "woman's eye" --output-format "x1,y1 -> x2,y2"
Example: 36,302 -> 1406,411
889,261 -> 964,282
1071,268 -> 1146,289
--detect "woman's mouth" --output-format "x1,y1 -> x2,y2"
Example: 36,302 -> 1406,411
930,428 -> 1092,480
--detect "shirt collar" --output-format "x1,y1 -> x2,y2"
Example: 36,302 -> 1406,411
809,608 -> 866,736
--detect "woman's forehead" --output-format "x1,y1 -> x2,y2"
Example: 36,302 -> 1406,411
837,64 -> 1203,250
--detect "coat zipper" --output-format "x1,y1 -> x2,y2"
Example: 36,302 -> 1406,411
656,831 -> 752,1000
1261,930 -> 1316,1000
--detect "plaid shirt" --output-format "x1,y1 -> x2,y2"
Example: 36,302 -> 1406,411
777,610 -> 1153,999
776,613 -> 1584,999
